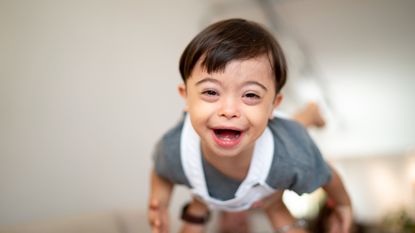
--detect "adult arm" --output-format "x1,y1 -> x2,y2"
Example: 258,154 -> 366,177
148,169 -> 174,233
322,166 -> 353,233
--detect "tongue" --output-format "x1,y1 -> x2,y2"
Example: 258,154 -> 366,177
215,130 -> 240,140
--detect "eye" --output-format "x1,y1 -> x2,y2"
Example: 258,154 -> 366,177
244,92 -> 260,99
243,92 -> 261,105
202,90 -> 218,96
201,89 -> 220,102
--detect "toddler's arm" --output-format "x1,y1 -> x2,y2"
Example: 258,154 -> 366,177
148,169 -> 174,233
322,166 -> 353,233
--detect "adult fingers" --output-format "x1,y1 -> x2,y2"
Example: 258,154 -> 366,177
327,214 -> 341,233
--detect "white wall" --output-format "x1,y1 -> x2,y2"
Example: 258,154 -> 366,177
0,0 -> 207,226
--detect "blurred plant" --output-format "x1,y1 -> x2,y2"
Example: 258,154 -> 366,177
382,210 -> 415,233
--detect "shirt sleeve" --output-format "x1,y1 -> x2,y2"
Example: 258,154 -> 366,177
266,118 -> 332,195
292,129 -> 332,194
152,139 -> 172,180
152,119 -> 191,187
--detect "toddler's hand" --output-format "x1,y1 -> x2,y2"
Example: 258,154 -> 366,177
148,199 -> 169,233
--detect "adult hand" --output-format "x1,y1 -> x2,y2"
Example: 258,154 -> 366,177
148,198 -> 169,233
327,205 -> 353,233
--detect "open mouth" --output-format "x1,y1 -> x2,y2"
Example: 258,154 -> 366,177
214,129 -> 241,140
212,128 -> 243,148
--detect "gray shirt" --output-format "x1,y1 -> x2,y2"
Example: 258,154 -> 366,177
153,114 -> 331,201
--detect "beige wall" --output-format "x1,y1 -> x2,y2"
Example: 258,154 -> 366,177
0,0 -> 207,226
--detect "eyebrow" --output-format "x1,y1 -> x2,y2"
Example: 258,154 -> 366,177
195,77 -> 220,86
195,78 -> 268,91
244,81 -> 268,91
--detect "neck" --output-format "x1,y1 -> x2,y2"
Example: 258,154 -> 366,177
201,143 -> 254,181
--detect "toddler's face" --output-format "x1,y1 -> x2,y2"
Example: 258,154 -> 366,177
179,55 -> 282,158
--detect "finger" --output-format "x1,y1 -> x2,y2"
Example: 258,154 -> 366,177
342,222 -> 351,233
157,214 -> 166,233
328,223 -> 339,233
162,208 -> 169,233
149,204 -> 166,233
154,218 -> 161,227
327,215 -> 339,233
151,220 -> 161,233
336,207 -> 352,233
148,210 -> 161,227
149,199 -> 160,210
339,218 -> 349,233
333,221 -> 342,233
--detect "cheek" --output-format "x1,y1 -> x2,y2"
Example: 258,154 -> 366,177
188,100 -> 214,115
265,97 -> 277,118
245,107 -> 270,125
244,102 -> 274,127
187,100 -> 216,126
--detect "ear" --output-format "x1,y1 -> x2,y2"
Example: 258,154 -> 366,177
273,93 -> 283,108
178,83 -> 186,98
270,94 -> 283,119
177,83 -> 188,112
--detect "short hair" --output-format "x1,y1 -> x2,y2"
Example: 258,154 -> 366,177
179,18 -> 287,93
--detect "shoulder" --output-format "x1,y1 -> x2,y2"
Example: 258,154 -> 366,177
152,114 -> 191,187
268,117 -> 309,143
267,117 -> 313,164
157,117 -> 184,152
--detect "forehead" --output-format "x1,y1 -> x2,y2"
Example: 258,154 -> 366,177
223,56 -> 273,76
192,55 -> 274,81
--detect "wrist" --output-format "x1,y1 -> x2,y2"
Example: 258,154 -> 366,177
148,197 -> 167,212
333,204 -> 353,215
326,197 -> 352,209
180,202 -> 210,225
273,219 -> 307,233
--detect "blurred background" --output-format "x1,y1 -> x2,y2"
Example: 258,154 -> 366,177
0,0 -> 414,232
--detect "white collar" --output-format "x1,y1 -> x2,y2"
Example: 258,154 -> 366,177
180,114 -> 275,209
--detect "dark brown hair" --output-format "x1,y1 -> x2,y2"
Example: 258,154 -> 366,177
179,18 -> 287,93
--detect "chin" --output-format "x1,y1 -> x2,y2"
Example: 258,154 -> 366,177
208,143 -> 245,158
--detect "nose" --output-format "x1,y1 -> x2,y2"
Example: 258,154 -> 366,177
218,97 -> 240,119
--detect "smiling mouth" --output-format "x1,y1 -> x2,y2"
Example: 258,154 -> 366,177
214,129 -> 241,140
212,128 -> 243,148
